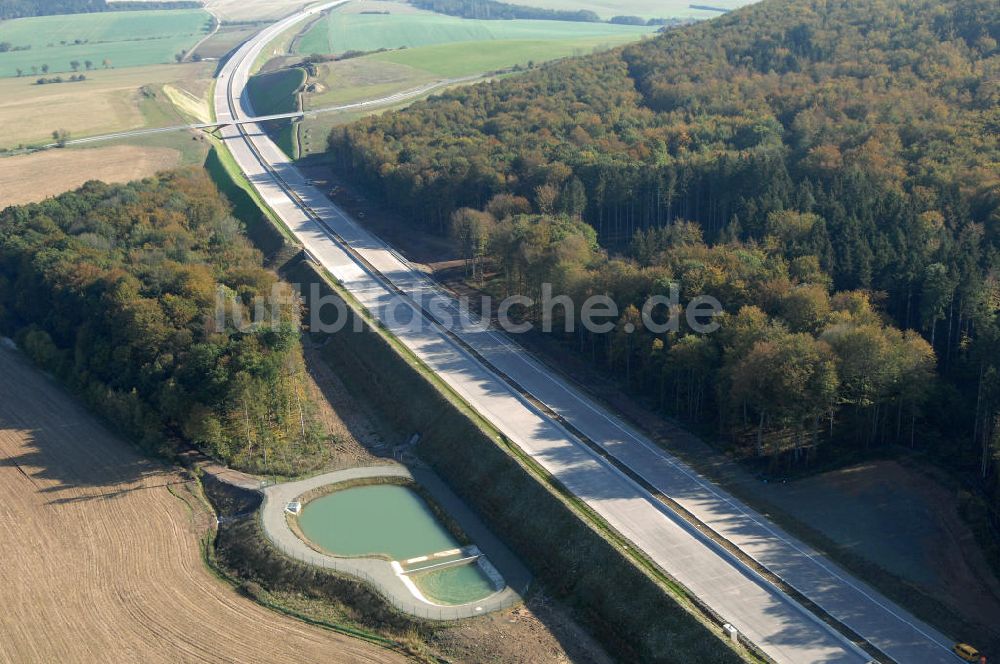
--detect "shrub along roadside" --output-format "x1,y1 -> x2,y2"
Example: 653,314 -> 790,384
203,145 -> 301,269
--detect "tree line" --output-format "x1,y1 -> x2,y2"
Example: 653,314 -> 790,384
329,0 -> 1000,481
0,0 -> 201,20
452,204 -> 937,461
35,73 -> 86,84
410,0 -> 600,23
0,41 -> 30,52
0,170 -> 322,473
410,0 -> 679,26
15,60 -> 111,78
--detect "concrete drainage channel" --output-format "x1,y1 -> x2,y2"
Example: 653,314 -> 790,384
260,464 -> 529,620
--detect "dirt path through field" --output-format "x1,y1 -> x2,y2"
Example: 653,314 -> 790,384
0,344 -> 405,664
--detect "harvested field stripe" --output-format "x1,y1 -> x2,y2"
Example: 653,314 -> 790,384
0,344 -> 405,664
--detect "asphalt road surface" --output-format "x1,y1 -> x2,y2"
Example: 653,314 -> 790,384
213,4 -> 960,662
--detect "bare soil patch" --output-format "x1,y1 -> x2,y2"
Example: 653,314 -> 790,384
303,338 -> 395,461
762,460 -> 1000,644
0,344 -> 403,664
0,145 -> 182,208
428,595 -> 614,664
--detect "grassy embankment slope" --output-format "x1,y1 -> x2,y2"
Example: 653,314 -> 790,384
247,66 -> 306,158
0,9 -> 212,77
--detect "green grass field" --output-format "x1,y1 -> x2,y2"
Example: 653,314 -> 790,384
304,57 -> 433,107
295,10 -> 655,55
248,67 -> 305,116
192,24 -> 258,60
0,10 -> 212,78
295,29 -> 655,156
368,34 -> 653,77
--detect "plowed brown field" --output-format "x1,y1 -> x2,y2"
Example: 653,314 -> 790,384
0,344 -> 405,664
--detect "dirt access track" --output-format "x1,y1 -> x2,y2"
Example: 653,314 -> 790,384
0,343 -> 404,664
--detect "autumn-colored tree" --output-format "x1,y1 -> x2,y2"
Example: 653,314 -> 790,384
326,0 -> 999,482
730,332 -> 838,457
0,170 -> 321,473
450,207 -> 495,282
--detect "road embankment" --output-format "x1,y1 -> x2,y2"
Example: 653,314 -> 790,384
204,100 -> 749,663
279,257 -> 749,664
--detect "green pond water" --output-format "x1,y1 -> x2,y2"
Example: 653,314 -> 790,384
413,564 -> 497,606
297,483 -> 499,605
299,484 -> 457,559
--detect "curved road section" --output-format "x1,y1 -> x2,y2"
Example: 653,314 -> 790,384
215,4 -> 958,663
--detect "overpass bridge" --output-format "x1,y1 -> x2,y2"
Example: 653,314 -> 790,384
41,74 -> 481,149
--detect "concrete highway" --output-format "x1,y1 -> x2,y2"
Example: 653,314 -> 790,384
214,3 -> 961,662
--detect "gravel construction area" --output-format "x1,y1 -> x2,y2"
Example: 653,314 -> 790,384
761,460 -> 1000,644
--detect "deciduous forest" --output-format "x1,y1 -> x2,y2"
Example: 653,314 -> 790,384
331,0 -> 1000,486
0,171 -> 320,473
